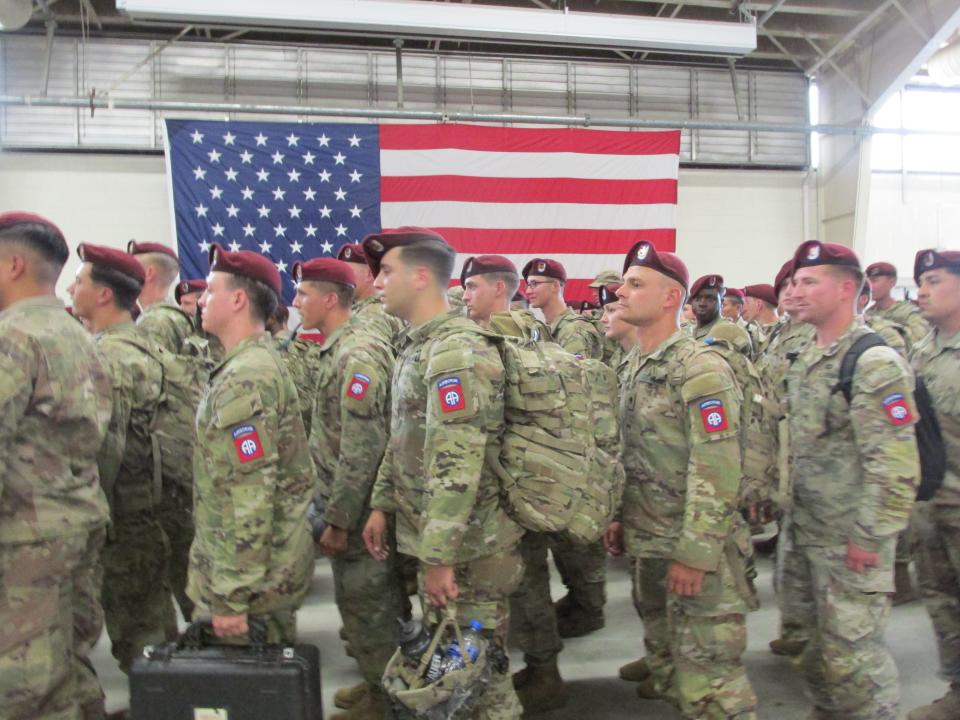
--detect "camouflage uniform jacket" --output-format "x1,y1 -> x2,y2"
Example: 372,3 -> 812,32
548,307 -> 603,360
0,296 -> 112,544
864,315 -> 908,356
310,314 -> 394,532
354,294 -> 404,348
757,316 -> 815,411
189,333 -> 315,616
738,318 -> 766,359
786,320 -> 919,552
911,328 -> 960,507
371,310 -> 523,565
137,301 -> 194,354
868,299 -> 930,349
275,332 -> 322,435
691,316 -> 754,357
94,321 -> 164,518
619,330 -> 746,570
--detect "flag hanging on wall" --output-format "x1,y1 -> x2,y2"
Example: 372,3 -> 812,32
165,119 -> 680,303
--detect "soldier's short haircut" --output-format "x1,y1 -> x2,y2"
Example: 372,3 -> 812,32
225,273 -> 278,324
828,264 -> 865,290
139,251 -> 180,286
306,279 -> 354,309
479,271 -> 521,299
727,295 -> 744,306
89,264 -> 144,312
0,218 -> 69,284
398,236 -> 457,287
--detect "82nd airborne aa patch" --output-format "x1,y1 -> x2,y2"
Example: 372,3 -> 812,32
437,377 -> 466,413
699,399 -> 729,433
347,372 -> 371,400
232,424 -> 264,463
882,393 -> 913,426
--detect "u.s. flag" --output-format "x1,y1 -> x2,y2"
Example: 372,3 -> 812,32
165,119 -> 680,303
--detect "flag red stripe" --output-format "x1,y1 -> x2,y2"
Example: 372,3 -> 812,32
380,176 -> 677,205
380,123 -> 681,156
432,228 -> 676,255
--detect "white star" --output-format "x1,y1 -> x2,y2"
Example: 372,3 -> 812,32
271,150 -> 285,165
288,205 -> 302,219
302,151 -> 315,165
226,204 -> 240,218
274,224 -> 287,238
241,186 -> 255,200
209,185 -> 223,200
229,240 -> 242,252
334,187 -> 347,201
198,239 -> 211,252
334,223 -> 348,237
348,134 -> 361,147
256,168 -> 270,183
304,224 -> 318,237
276,259 -> 288,273
240,150 -> 253,164
286,133 -> 300,147
224,167 -> 239,182
302,187 -> 317,201
318,134 -> 330,147
319,205 -> 332,219
349,169 -> 362,183
222,131 -> 236,146
318,169 -> 332,183
193,166 -> 206,181
321,240 -> 334,253
287,168 -> 301,183
254,132 -> 268,147
243,223 -> 256,237
349,205 -> 362,218
207,148 -> 221,164
190,129 -> 204,144
194,203 -> 208,218
259,240 -> 272,253
257,205 -> 271,218
211,223 -> 225,237
290,240 -> 303,254
333,152 -> 346,165
272,186 -> 286,201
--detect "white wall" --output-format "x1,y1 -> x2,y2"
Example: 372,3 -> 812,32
0,151 -> 812,300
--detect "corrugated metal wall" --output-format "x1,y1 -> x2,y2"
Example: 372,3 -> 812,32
0,36 -> 810,166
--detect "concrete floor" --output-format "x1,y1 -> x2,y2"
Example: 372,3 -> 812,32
97,554 -> 948,719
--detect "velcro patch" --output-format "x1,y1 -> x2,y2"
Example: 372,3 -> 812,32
346,372 -> 371,400
699,399 -> 729,433
232,424 -> 264,463
437,377 -> 466,413
882,393 -> 913,426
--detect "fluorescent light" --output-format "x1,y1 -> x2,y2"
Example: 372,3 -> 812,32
117,0 -> 757,56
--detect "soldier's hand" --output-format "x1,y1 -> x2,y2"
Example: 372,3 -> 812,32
363,510 -> 389,561
846,541 -> 879,574
212,613 -> 249,638
424,564 -> 459,607
604,521 -> 625,557
667,562 -> 705,596
320,525 -> 349,557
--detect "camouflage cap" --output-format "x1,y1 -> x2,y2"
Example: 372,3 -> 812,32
865,261 -> 897,279
690,274 -> 724,299
361,226 -> 448,277
208,242 -> 282,297
743,283 -> 777,306
292,257 -> 357,288
127,239 -> 180,265
336,243 -> 367,263
793,240 -> 860,272
460,254 -> 518,286
521,257 -> 567,282
914,248 -> 960,284
175,278 -> 207,303
77,242 -> 146,285
588,270 -> 623,289
623,240 -> 688,291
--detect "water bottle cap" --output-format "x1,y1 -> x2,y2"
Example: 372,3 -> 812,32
469,620 -> 483,631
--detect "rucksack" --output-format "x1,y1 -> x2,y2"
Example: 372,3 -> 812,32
835,332 -> 946,502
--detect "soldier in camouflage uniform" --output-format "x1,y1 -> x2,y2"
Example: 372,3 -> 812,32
176,277 -> 205,318
0,212 -> 114,720
597,288 -> 640,386
291,258 -> 400,720
587,270 -> 625,367
338,243 -> 404,347
362,228 -> 524,720
907,248 -> 960,720
742,284 -> 780,356
69,244 -> 179,674
858,284 -> 908,356
786,240 -> 920,720
177,278 -> 226,372
687,274 -> 755,358
866,261 -> 930,348
606,240 -> 757,719
188,244 -> 315,643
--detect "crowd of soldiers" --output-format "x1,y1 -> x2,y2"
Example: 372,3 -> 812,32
2,208 -> 960,720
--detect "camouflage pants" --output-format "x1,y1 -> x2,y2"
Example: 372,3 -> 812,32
0,529 -> 107,720
418,545 -> 525,720
509,532 -> 562,666
332,523 -> 402,687
792,539 -> 898,720
158,486 -> 195,621
548,535 -> 606,617
101,514 -> 178,673
777,516 -> 812,647
911,501 -> 960,682
189,606 -> 299,645
632,553 -> 757,720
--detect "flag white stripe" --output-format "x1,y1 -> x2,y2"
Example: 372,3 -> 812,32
453,253 -> 625,280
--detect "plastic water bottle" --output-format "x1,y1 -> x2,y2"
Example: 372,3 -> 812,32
460,620 -> 485,664
397,618 -> 432,663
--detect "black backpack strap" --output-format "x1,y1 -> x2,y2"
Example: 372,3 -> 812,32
834,332 -> 888,403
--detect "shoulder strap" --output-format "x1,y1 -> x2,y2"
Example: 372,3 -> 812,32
834,332 -> 887,403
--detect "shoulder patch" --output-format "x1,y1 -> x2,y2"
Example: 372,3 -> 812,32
232,424 -> 264,463
346,372 -> 371,400
699,399 -> 729,433
437,376 -> 466,413
882,392 -> 913,426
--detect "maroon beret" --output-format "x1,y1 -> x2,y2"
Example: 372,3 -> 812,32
77,242 -> 146,285
362,227 -> 449,277
175,278 -> 207,303
0,211 -> 65,240
744,283 -> 777,306
865,261 -> 898,279
914,248 -> 960,284
724,287 -> 745,301
461,254 -> 518,286
622,240 -> 689,291
208,243 -> 282,298
794,240 -> 860,273
774,259 -> 795,297
521,258 -> 567,283
292,257 -> 357,288
690,274 -> 724,299
127,239 -> 180,265
337,243 -> 367,263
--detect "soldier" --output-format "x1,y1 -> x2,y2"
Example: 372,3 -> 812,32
69,244 -> 179,674
462,254 -> 548,338
127,240 -> 193,354
523,257 -> 603,361
866,261 -> 930,348
189,244 -> 315,643
337,242 -> 404,346
742,284 -> 780,354
175,278 -> 206,319
858,283 -> 908,356
597,285 -> 639,385
722,286 -> 746,322
606,240 -> 757,718
0,212 -> 113,720
687,274 -> 754,357
361,228 -> 524,719
786,240 -> 919,720
291,257 -> 400,720
588,270 -> 626,367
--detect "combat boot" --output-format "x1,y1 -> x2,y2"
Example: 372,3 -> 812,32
557,608 -> 604,638
892,562 -> 917,606
516,663 -> 569,715
331,686 -> 386,720
554,594 -> 575,618
333,681 -> 369,710
635,675 -> 662,700
619,657 -> 652,682
769,636 -> 806,657
907,686 -> 960,720
512,665 -> 533,689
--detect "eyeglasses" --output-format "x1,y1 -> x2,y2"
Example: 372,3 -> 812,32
525,279 -> 557,290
